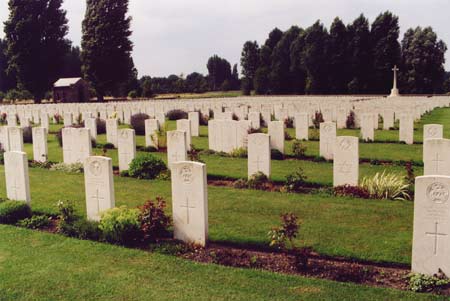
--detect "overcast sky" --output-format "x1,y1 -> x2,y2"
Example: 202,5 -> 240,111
0,0 -> 449,77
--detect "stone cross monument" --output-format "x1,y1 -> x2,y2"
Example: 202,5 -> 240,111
389,65 -> 400,97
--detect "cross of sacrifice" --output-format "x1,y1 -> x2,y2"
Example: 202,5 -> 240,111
91,188 -> 104,213
426,222 -> 447,255
180,197 -> 196,225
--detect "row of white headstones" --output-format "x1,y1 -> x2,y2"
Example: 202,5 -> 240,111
3,113 -> 450,276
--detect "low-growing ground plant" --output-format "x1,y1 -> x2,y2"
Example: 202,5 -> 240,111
408,272 -> 450,292
334,185 -> 371,199
17,215 -> 51,229
291,140 -> 307,159
346,111 -> 356,129
284,168 -> 307,192
139,197 -> 172,242
50,162 -> 84,173
0,201 -> 32,224
360,170 -> 410,201
167,109 -> 187,120
247,172 -> 270,190
271,149 -> 284,160
99,206 -> 141,246
128,153 -> 167,179
313,111 -> 324,129
284,117 -> 294,128
230,147 -> 247,158
188,145 -> 203,162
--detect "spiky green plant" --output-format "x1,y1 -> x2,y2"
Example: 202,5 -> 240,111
360,170 -> 411,201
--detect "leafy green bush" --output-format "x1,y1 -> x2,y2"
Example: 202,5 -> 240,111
291,140 -> 307,158
284,168 -> 307,192
247,172 -> 270,190
72,219 -> 102,241
267,213 -> 299,250
5,89 -> 33,101
271,149 -> 284,160
284,117 -> 294,128
128,153 -> 167,179
139,197 -> 171,242
230,147 -> 248,158
128,90 -> 138,98
50,162 -> 84,173
167,109 -> 188,120
17,215 -> 51,229
130,113 -> 149,135
408,272 -> 450,292
99,206 -> 141,246
360,170 -> 410,201
312,111 -> 324,129
0,201 -> 32,224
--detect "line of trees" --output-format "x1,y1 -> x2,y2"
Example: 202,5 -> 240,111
240,12 -> 449,95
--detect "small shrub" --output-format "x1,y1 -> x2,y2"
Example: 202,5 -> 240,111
54,113 -> 62,124
167,109 -> 187,120
360,170 -> 410,201
334,185 -> 370,199
233,179 -> 248,189
284,131 -> 293,141
130,113 -> 150,135
271,149 -> 284,160
17,215 -> 51,229
230,147 -> 247,158
346,111 -> 356,129
285,168 -> 307,192
267,213 -> 299,250
102,142 -> 115,149
312,111 -> 324,129
408,272 -> 450,292
50,162 -> 84,173
128,153 -> 167,179
199,113 -> 209,126
96,118 -> 106,134
188,145 -> 203,162
291,140 -> 307,159
232,113 -> 239,121
405,161 -> 415,197
72,219 -> 102,241
248,128 -> 263,134
284,117 -> 294,128
0,149 -> 4,164
128,90 -> 138,98
139,197 -> 172,242
56,200 -> 77,234
0,201 -> 32,224
99,206 -> 141,246
247,172 -> 270,190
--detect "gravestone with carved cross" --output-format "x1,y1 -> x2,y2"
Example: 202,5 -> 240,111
171,161 -> 208,246
84,156 -> 115,221
424,138 -> 450,176
412,176 -> 450,275
320,122 -> 337,160
4,151 -> 31,204
248,133 -> 271,179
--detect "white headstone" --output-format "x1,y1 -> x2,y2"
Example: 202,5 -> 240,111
361,114 -> 374,142
188,112 -> 200,137
423,139 -> 450,176
7,126 -> 24,152
32,127 -> 48,163
412,176 -> 450,275
424,124 -> 444,141
171,161 -> 208,246
84,156 -> 115,221
145,119 -> 160,149
248,112 -> 261,129
177,119 -> 192,151
0,126 -> 10,151
85,117 -> 97,140
62,128 -> 92,164
117,129 -> 136,171
167,130 -> 187,168
399,114 -> 414,145
248,133 -> 271,178
320,122 -> 336,160
4,151 -> 31,203
333,136 -> 359,186
268,121 -> 284,153
294,112 -> 309,141
106,118 -> 118,147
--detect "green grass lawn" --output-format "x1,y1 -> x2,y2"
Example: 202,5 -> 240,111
1,225 -> 442,301
0,166 -> 414,265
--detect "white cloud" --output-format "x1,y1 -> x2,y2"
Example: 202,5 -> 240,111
1,0 -> 449,77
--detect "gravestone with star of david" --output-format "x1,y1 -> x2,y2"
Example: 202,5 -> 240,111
412,176 -> 450,275
84,156 -> 115,221
4,151 -> 31,204
171,161 -> 208,246
333,136 -> 359,186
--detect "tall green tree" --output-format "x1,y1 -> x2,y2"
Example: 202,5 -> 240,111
401,27 -> 447,94
4,0 -> 69,102
328,17 -> 349,94
347,14 -> 372,93
269,26 -> 301,94
290,32 -> 307,94
240,41 -> 260,90
0,38 -> 16,92
302,21 -> 330,94
81,0 -> 135,101
61,45 -> 82,78
370,11 -> 401,93
206,55 -> 232,91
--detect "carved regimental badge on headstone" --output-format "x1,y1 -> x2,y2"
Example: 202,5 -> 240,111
84,156 -> 115,221
171,161 -> 208,246
412,176 -> 450,276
